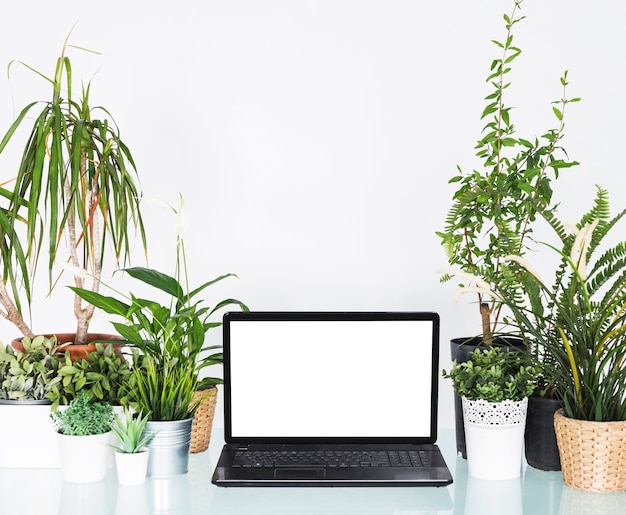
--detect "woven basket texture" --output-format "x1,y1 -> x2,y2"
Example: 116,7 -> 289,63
190,387 -> 218,454
554,409 -> 626,493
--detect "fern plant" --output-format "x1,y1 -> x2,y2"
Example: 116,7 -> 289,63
493,186 -> 626,421
438,0 -> 579,344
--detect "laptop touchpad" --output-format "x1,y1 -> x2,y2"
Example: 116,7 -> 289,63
274,468 -> 326,480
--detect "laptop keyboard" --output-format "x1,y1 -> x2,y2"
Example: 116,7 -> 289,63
232,449 -> 431,468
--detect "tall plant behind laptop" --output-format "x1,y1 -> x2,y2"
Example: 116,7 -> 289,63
437,0 -> 579,345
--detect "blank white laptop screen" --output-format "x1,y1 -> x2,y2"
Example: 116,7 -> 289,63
227,317 -> 436,439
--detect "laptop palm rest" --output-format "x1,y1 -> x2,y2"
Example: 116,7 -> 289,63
275,468 -> 326,480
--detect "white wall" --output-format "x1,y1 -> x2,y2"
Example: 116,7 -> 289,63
1,0 -> 625,429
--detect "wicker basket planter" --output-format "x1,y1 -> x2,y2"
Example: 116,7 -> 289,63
190,387 -> 218,453
554,409 -> 626,493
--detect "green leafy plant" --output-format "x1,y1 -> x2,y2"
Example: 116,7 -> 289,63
0,36 -> 146,343
494,186 -> 626,421
50,390 -> 113,435
124,353 -> 199,421
47,343 -> 131,410
110,409 -> 156,453
443,347 -> 539,403
438,0 -> 579,344
70,197 -> 248,389
0,335 -> 62,401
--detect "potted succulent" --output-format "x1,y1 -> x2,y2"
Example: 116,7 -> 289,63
110,408 -> 156,485
443,347 -> 539,480
494,186 -> 626,492
0,335 -> 63,468
437,0 -> 578,457
50,390 -> 114,483
0,37 -> 146,353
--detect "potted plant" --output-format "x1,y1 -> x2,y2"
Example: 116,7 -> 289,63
437,0 -> 578,457
71,196 -> 248,455
0,36 -> 146,352
443,347 -> 539,480
122,353 -> 199,477
494,186 -> 626,492
47,342 -> 132,411
0,335 -> 64,468
50,390 -> 114,483
110,408 -> 156,485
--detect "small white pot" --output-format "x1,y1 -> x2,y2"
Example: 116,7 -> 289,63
58,431 -> 112,483
115,448 -> 150,486
462,397 -> 528,480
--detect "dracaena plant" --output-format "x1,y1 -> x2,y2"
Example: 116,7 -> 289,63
0,35 -> 146,344
469,186 -> 626,421
437,0 -> 579,345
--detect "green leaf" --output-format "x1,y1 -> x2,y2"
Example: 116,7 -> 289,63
69,287 -> 130,317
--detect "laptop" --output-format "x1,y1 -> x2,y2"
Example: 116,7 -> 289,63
211,311 -> 453,487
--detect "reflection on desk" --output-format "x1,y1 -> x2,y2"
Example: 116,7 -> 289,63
0,429 -> 625,515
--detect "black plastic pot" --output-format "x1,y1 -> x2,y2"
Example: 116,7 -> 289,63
524,395 -> 562,471
449,336 -> 526,459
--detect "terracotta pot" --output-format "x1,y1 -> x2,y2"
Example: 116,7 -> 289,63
11,333 -> 125,361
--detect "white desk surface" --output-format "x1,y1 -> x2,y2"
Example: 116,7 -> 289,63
1,428 -> 625,515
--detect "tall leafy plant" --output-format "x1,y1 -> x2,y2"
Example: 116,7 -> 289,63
0,36 -> 146,343
479,187 -> 626,421
70,197 -> 248,389
438,0 -> 579,344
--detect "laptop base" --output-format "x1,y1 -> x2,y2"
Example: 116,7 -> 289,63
212,443 -> 453,487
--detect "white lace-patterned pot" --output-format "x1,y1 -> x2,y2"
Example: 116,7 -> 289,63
462,397 -> 529,480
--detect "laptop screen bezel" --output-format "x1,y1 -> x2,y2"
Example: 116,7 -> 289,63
222,311 -> 440,445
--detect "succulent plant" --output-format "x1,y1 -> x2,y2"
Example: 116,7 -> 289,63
0,335 -> 62,401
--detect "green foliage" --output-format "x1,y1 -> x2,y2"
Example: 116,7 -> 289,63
124,353 -> 199,421
497,186 -> 626,421
0,336 -> 62,401
438,0 -> 579,342
0,37 -> 146,343
443,347 -> 539,403
50,390 -> 113,436
110,409 -> 156,453
70,197 -> 248,389
47,343 -> 131,410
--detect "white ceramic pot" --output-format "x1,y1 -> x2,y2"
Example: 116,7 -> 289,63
0,400 -> 60,468
462,397 -> 528,480
115,449 -> 150,486
58,431 -> 112,483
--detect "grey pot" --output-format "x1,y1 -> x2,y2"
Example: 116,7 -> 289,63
145,417 -> 194,478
